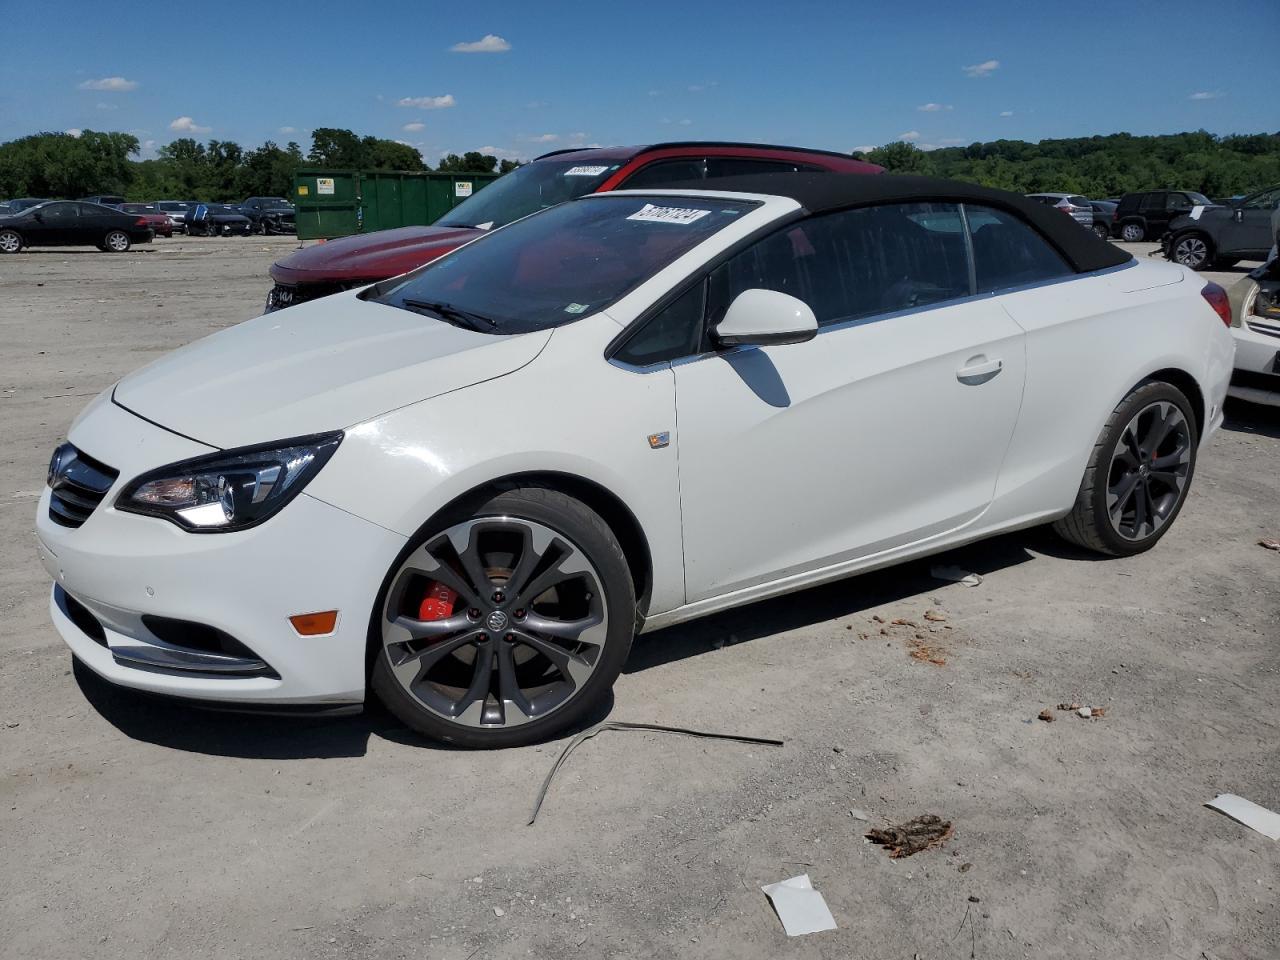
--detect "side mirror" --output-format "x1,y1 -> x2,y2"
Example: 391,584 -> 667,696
713,289 -> 818,348
1234,208 -> 1245,223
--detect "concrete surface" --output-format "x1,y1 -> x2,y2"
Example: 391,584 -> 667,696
0,235 -> 1277,960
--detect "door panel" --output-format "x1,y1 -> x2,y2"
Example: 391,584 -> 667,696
674,300 -> 1025,602
1219,188 -> 1279,256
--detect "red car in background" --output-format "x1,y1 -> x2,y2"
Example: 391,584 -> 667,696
265,141 -> 882,311
120,203 -> 174,238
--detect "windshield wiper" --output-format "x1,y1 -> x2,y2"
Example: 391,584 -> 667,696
400,298 -> 499,331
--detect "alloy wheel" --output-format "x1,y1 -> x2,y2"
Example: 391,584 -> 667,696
380,516 -> 609,729
1121,223 -> 1144,242
1106,401 -> 1192,541
0,231 -> 21,253
105,231 -> 129,252
1173,236 -> 1209,269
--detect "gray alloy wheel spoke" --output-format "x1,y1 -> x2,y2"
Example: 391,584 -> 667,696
1108,472 -> 1141,520
513,630 -> 595,687
495,641 -> 535,724
381,516 -> 610,730
1146,403 -> 1176,450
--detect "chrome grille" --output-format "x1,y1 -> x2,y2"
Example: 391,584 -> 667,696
47,443 -> 118,528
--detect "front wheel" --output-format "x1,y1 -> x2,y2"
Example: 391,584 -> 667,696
1054,381 -> 1198,556
371,487 -> 636,748
1092,222 -> 1110,240
0,229 -> 24,253
1120,222 -> 1146,242
104,230 -> 131,253
1171,233 -> 1213,270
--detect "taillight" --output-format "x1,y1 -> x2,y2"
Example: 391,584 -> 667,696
1200,281 -> 1231,327
134,217 -> 148,227
1112,211 -> 1119,221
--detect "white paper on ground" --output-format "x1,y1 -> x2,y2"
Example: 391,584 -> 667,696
1206,794 -> 1280,841
760,874 -> 837,936
931,564 -> 982,587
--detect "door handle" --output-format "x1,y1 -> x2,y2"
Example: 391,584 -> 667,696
956,356 -> 1003,385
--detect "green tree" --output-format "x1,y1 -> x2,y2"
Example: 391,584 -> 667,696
437,151 -> 499,173
866,141 -> 931,174
0,130 -> 139,198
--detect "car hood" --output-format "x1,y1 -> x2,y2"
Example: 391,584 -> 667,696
270,224 -> 483,285
112,291 -> 551,449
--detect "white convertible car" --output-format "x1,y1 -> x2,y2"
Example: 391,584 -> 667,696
37,174 -> 1234,747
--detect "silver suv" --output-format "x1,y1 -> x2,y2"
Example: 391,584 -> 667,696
1026,193 -> 1093,230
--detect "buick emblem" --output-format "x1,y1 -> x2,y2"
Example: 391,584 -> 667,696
485,610 -> 509,632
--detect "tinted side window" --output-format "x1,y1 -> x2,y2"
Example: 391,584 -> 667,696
708,202 -> 971,330
704,158 -> 820,178
1140,193 -> 1165,213
620,159 -> 706,189
613,281 -> 706,366
966,205 -> 1072,293
41,203 -> 77,221
1166,192 -> 1193,211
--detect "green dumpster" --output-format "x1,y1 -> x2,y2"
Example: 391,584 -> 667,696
293,168 -> 499,240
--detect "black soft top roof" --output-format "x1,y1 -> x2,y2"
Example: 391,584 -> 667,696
648,172 -> 1132,274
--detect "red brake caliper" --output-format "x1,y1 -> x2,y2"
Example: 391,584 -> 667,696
417,581 -> 458,622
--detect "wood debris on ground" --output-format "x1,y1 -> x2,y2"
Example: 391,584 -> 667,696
1259,538 -> 1280,552
866,814 -> 954,858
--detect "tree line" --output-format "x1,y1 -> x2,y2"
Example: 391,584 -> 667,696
858,131 -> 1280,198
0,127 -> 519,202
3,127 -> 1277,204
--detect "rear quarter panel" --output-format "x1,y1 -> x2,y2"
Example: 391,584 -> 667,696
985,260 -> 1233,527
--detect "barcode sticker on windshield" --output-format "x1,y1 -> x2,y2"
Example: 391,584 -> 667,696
627,203 -> 710,225
564,165 -> 609,177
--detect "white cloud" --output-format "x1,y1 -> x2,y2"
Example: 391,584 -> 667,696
852,144 -> 878,154
661,117 -> 692,126
397,94 -> 456,110
567,132 -> 589,142
898,130 -> 921,141
96,102 -> 118,111
687,81 -> 718,93
78,76 -> 138,92
648,89 -> 662,97
962,59 -> 1000,78
526,100 -> 549,109
473,145 -> 523,160
279,125 -> 297,134
403,122 -> 426,132
169,116 -> 211,134
522,133 -> 558,143
65,128 -> 83,138
999,110 -> 1014,117
917,103 -> 952,112
450,34 -> 510,53
1189,90 -> 1223,100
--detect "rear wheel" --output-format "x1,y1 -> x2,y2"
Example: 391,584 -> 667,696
371,487 -> 635,748
1120,222 -> 1146,242
1054,381 -> 1198,556
0,229 -> 24,253
1171,233 -> 1213,270
1092,222 -> 1109,240
104,230 -> 131,253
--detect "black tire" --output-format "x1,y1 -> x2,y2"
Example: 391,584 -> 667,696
1120,221 -> 1146,243
371,485 -> 636,748
0,228 -> 24,253
1092,222 -> 1109,240
1054,380 -> 1199,557
103,230 -> 131,253
1170,232 -> 1214,270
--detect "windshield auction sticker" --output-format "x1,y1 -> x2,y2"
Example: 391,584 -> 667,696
564,165 -> 610,177
627,203 -> 711,225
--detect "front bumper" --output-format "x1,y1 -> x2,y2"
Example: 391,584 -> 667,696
36,398 -> 406,706
1229,316 -> 1280,406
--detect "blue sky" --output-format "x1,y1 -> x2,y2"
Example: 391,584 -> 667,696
3,0 -> 1276,161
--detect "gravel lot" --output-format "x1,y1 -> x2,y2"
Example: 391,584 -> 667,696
1,236 -> 1277,960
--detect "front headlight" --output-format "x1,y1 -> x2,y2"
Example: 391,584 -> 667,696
116,432 -> 342,532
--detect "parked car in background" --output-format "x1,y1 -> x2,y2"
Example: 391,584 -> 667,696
80,195 -> 125,207
39,173 -> 1231,746
1224,260 -> 1280,406
0,200 -> 153,253
119,202 -> 173,238
1161,184 -> 1280,270
6,197 -> 52,214
240,197 -> 296,235
1088,200 -> 1116,240
155,200 -> 191,234
1026,193 -> 1094,230
189,203 -> 252,237
265,140 -> 884,311
1111,190 -> 1214,242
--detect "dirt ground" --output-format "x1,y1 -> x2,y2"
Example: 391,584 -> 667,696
1,235 -> 1277,960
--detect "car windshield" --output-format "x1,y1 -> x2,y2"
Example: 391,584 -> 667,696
261,198 -> 292,209
376,194 -> 756,334
1187,193 -> 1211,206
435,159 -> 622,230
